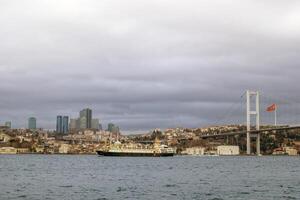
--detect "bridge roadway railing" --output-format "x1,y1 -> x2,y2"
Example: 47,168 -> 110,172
199,125 -> 300,139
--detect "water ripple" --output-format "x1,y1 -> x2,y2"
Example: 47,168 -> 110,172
0,155 -> 299,200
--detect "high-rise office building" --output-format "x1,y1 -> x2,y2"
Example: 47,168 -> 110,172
107,123 -> 119,134
62,116 -> 69,134
56,116 -> 69,134
113,126 -> 120,134
79,108 -> 92,129
70,118 -> 78,131
92,119 -> 100,130
4,121 -> 11,129
28,117 -> 36,130
70,108 -> 99,131
79,116 -> 87,129
107,123 -> 115,132
56,116 -> 63,133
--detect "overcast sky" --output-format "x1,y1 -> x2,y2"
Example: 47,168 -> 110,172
1,1 -> 300,132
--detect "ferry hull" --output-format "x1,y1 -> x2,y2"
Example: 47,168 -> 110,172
96,150 -> 174,157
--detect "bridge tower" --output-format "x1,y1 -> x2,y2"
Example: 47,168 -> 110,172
246,90 -> 260,155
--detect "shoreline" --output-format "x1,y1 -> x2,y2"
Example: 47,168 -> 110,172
0,153 -> 298,157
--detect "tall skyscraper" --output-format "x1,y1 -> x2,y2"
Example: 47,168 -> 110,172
28,117 -> 36,130
92,119 -> 100,130
107,123 -> 115,132
70,108 -> 98,131
79,116 -> 87,129
79,108 -> 92,129
56,116 -> 69,134
56,116 -> 63,133
113,126 -> 120,134
70,118 -> 78,131
107,123 -> 119,134
4,121 -> 11,129
62,116 -> 69,134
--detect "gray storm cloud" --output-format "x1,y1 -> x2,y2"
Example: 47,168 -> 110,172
1,0 -> 300,132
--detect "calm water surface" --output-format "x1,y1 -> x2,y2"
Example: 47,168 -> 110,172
0,155 -> 299,200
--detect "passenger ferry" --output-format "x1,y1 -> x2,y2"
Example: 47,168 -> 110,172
96,138 -> 175,157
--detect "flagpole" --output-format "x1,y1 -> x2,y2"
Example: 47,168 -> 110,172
275,106 -> 277,126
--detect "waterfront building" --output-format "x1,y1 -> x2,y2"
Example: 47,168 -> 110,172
0,147 -> 17,154
92,119 -> 100,130
273,147 -> 298,156
58,144 -> 70,154
16,148 -> 30,154
28,117 -> 37,130
4,121 -> 11,129
34,146 -> 45,153
182,147 -> 205,155
284,147 -> 298,156
56,116 -> 63,133
217,145 -> 240,155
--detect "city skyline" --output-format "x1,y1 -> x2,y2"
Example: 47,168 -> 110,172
1,1 -> 300,131
1,108 -> 108,131
0,1 -> 299,200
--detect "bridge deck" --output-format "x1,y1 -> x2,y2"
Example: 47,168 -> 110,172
200,126 -> 300,138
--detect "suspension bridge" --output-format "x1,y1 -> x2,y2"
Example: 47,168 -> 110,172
201,90 -> 300,155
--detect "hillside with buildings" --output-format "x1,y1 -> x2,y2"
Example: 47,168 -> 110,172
1,123 -> 299,156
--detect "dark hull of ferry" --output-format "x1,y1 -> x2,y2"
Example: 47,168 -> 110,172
96,150 -> 174,157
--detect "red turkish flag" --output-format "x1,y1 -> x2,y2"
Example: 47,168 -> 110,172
266,104 -> 276,112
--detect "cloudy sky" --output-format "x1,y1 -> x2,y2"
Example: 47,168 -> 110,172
1,1 -> 300,132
